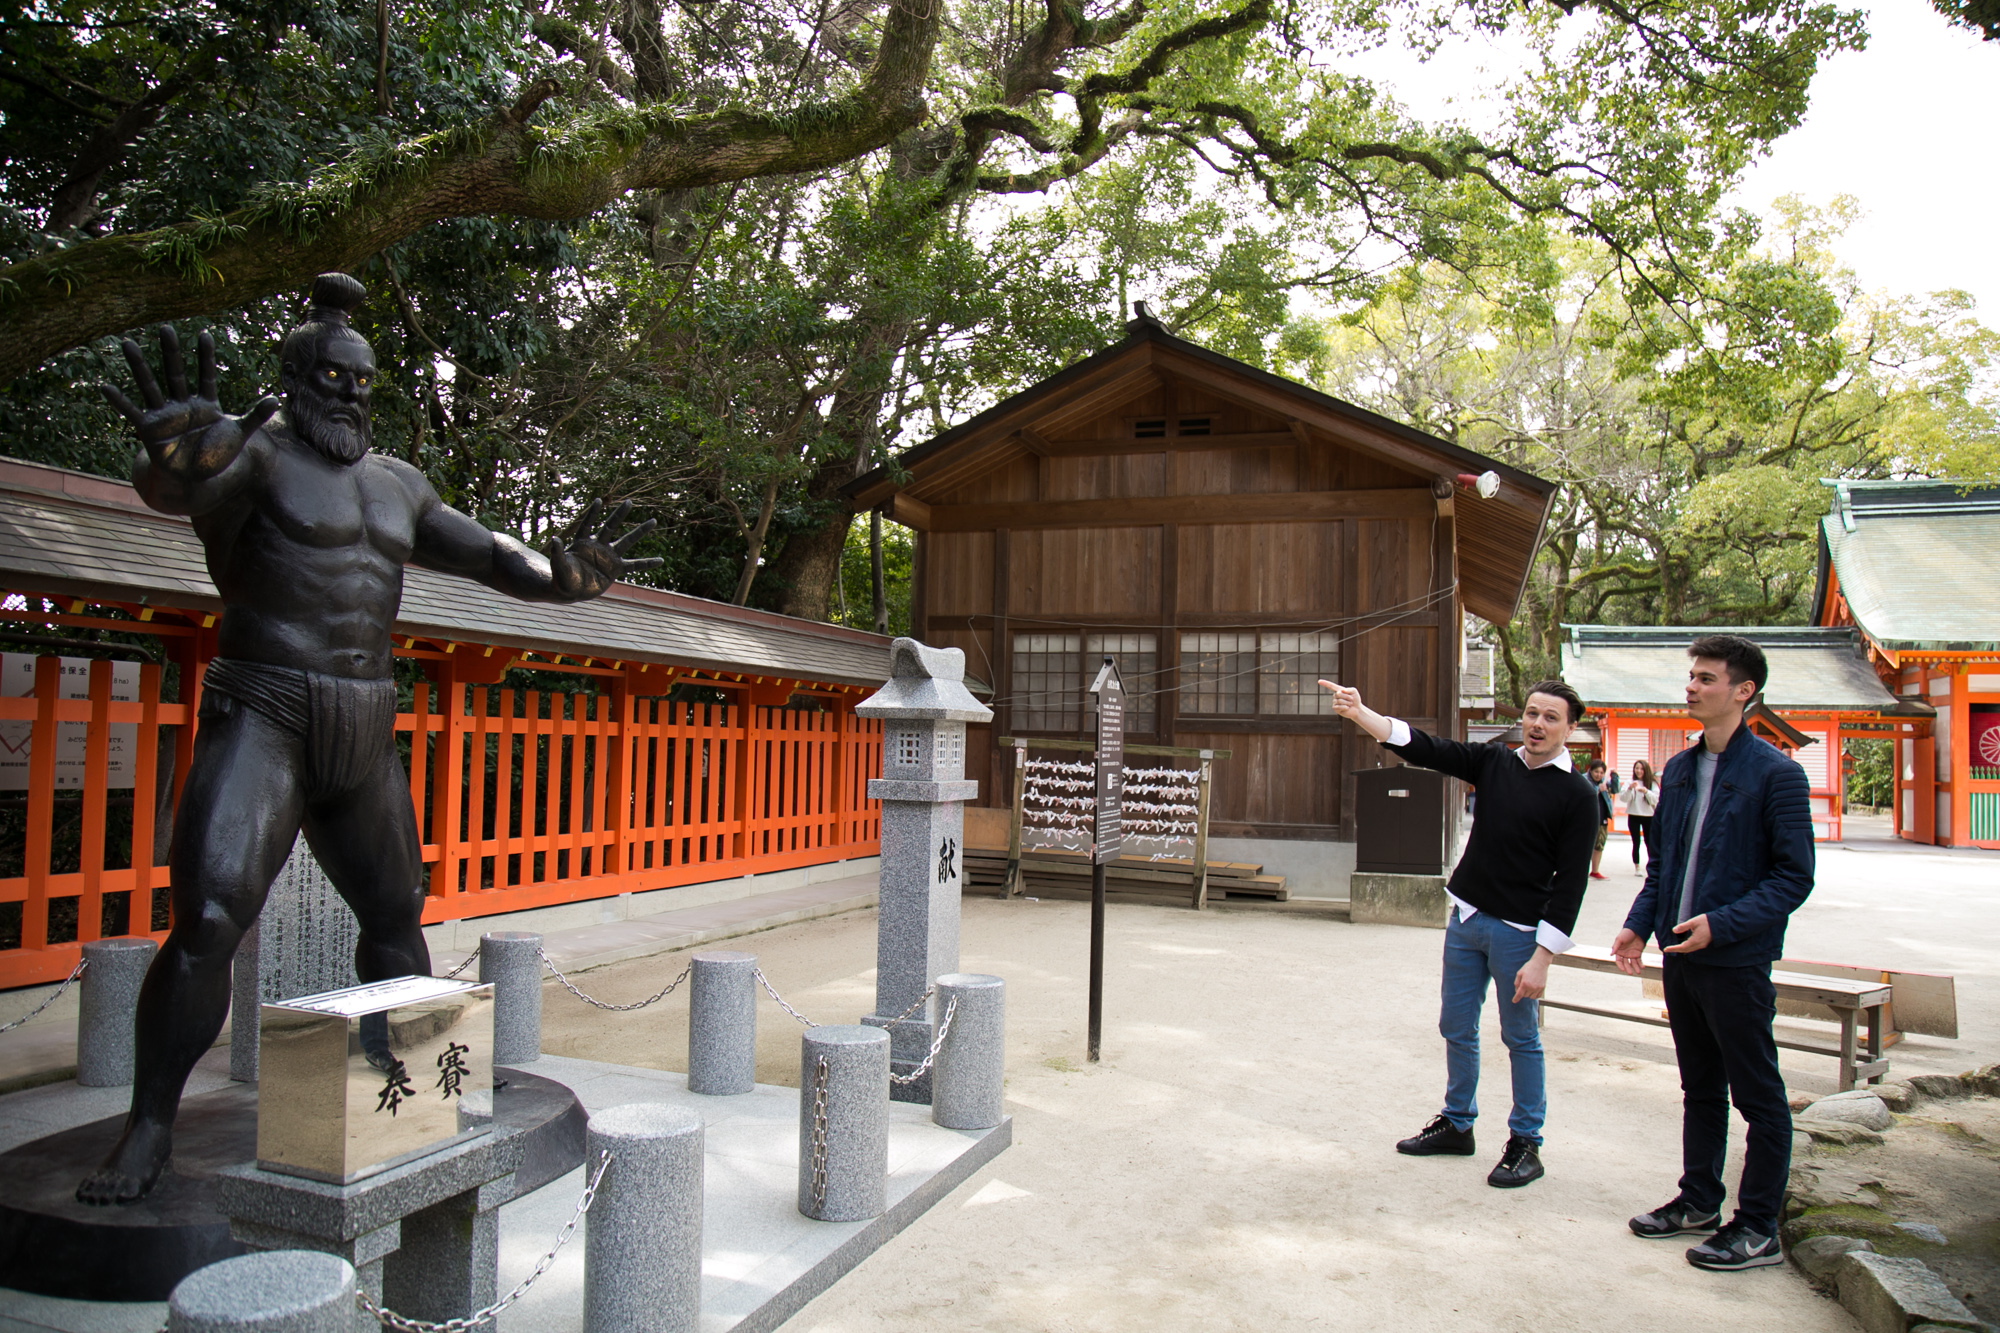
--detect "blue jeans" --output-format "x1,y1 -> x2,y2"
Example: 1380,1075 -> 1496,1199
1439,906 -> 1547,1143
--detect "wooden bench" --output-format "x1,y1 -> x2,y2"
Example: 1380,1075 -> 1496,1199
1543,946 -> 1891,1091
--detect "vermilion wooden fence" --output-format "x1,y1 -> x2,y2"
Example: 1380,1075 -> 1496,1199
1,632 -> 882,991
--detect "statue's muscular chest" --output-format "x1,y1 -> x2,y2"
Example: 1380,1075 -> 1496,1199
257,450 -> 416,564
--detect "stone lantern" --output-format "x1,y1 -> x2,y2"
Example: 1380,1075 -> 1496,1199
856,638 -> 993,1099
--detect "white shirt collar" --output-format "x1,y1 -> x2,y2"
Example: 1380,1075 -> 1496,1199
1517,745 -> 1574,773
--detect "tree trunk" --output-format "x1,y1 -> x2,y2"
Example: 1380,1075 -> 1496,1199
871,509 -> 887,634
766,450 -> 860,620
733,476 -> 782,606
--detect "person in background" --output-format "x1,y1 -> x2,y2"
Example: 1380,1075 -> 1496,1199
1613,634 -> 1814,1273
1623,759 -> 1660,873
1587,759 -> 1619,880
1321,677 -> 1598,1189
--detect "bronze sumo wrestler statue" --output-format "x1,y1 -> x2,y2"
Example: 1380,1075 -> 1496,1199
78,273 -> 659,1204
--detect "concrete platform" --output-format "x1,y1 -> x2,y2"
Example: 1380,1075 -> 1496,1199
0,1049 -> 1007,1333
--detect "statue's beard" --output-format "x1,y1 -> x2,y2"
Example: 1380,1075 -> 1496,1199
287,392 -> 372,464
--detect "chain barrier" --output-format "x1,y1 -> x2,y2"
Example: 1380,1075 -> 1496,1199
357,1148 -> 613,1332
439,947 -> 481,981
754,968 -> 819,1028
0,958 -> 87,1034
887,995 -> 959,1086
540,949 -> 691,1012
807,1054 -> 830,1211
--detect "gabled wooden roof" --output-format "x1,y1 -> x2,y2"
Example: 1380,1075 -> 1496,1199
844,313 -> 1557,625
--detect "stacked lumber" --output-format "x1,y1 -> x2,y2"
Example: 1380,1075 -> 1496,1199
961,847 -> 1287,905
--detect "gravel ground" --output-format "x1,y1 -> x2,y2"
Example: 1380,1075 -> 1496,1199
541,892 -> 1881,1331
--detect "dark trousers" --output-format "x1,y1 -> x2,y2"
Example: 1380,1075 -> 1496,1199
1663,956 -> 1791,1235
1629,815 -> 1656,864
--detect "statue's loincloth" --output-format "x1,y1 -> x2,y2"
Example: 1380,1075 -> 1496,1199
200,657 -> 398,797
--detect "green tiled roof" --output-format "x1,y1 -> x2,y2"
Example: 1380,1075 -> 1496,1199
1559,625 -> 1902,713
1817,480 -> 2000,652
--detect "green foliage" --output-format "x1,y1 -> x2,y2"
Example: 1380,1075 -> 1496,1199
834,516 -> 914,636
1844,737 -> 1893,810
1309,201 -> 2000,700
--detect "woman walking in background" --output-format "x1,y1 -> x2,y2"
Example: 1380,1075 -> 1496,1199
1624,759 -> 1660,872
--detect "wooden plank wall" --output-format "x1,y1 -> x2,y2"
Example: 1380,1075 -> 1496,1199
917,377 -> 1459,841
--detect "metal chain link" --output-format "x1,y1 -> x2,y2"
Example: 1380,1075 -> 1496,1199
888,995 -> 959,1086
357,1148 -> 613,1332
808,1054 -> 830,1211
754,968 -> 818,1028
540,949 -> 690,1012
439,947 -> 481,981
0,958 -> 86,1034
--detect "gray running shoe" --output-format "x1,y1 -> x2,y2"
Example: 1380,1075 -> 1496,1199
1630,1198 -> 1721,1239
1686,1222 -> 1782,1271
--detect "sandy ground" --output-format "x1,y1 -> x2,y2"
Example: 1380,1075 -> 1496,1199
538,819 -> 1998,1333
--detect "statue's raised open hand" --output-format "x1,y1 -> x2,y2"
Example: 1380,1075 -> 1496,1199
102,326 -> 279,481
544,498 -> 663,601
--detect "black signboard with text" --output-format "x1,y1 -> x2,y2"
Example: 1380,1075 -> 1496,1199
1089,657 -> 1124,864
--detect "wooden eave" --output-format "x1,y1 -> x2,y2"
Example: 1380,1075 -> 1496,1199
845,319 -> 1558,625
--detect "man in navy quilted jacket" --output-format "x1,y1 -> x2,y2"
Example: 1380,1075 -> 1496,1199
1613,634 -> 1815,1272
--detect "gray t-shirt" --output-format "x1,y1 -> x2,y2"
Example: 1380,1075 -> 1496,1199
1678,748 -> 1720,924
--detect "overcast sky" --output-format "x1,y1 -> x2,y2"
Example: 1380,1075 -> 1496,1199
1375,0 -> 1998,316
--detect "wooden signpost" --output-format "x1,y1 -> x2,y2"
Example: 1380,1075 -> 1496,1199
1087,656 -> 1122,1062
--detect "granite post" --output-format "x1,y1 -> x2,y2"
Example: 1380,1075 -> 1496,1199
481,931 -> 543,1066
855,639 -> 992,1102
932,973 -> 1005,1131
76,936 -> 156,1087
168,1251 -> 355,1333
583,1104 -> 704,1333
797,1024 -> 889,1222
687,950 -> 755,1095
231,838 -> 360,1082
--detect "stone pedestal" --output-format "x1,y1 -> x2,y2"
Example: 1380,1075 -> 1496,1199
168,1250 -> 356,1333
584,1104 -> 704,1333
215,1130 -> 521,1331
687,950 -> 755,1096
1349,872 -> 1449,929
76,936 -> 156,1087
481,931 -> 544,1065
797,1025 -> 889,1222
231,839 -> 359,1083
932,974 -> 1005,1131
855,640 -> 992,1102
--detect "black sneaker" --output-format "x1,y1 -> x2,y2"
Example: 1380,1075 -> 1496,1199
1396,1114 -> 1476,1156
1630,1198 -> 1722,1239
1487,1135 -> 1544,1188
1686,1222 -> 1782,1271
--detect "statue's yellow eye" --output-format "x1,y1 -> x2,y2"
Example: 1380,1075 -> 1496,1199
324,369 -> 338,380
356,375 -> 370,388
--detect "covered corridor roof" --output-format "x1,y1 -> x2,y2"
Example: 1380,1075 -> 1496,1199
0,457 -> 892,687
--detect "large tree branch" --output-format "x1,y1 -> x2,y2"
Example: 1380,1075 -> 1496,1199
0,0 -> 938,381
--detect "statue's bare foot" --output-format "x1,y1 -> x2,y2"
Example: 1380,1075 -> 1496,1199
75,1119 -> 172,1205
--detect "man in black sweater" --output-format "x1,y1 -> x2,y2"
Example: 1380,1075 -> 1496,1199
1322,677 -> 1599,1187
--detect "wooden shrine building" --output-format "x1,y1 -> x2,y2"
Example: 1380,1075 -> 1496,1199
1813,479 -> 2000,848
845,308 -> 1557,890
1560,625 -> 1918,843
0,457 -> 891,990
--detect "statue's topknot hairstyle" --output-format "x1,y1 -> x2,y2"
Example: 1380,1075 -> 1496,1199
280,272 -> 370,376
